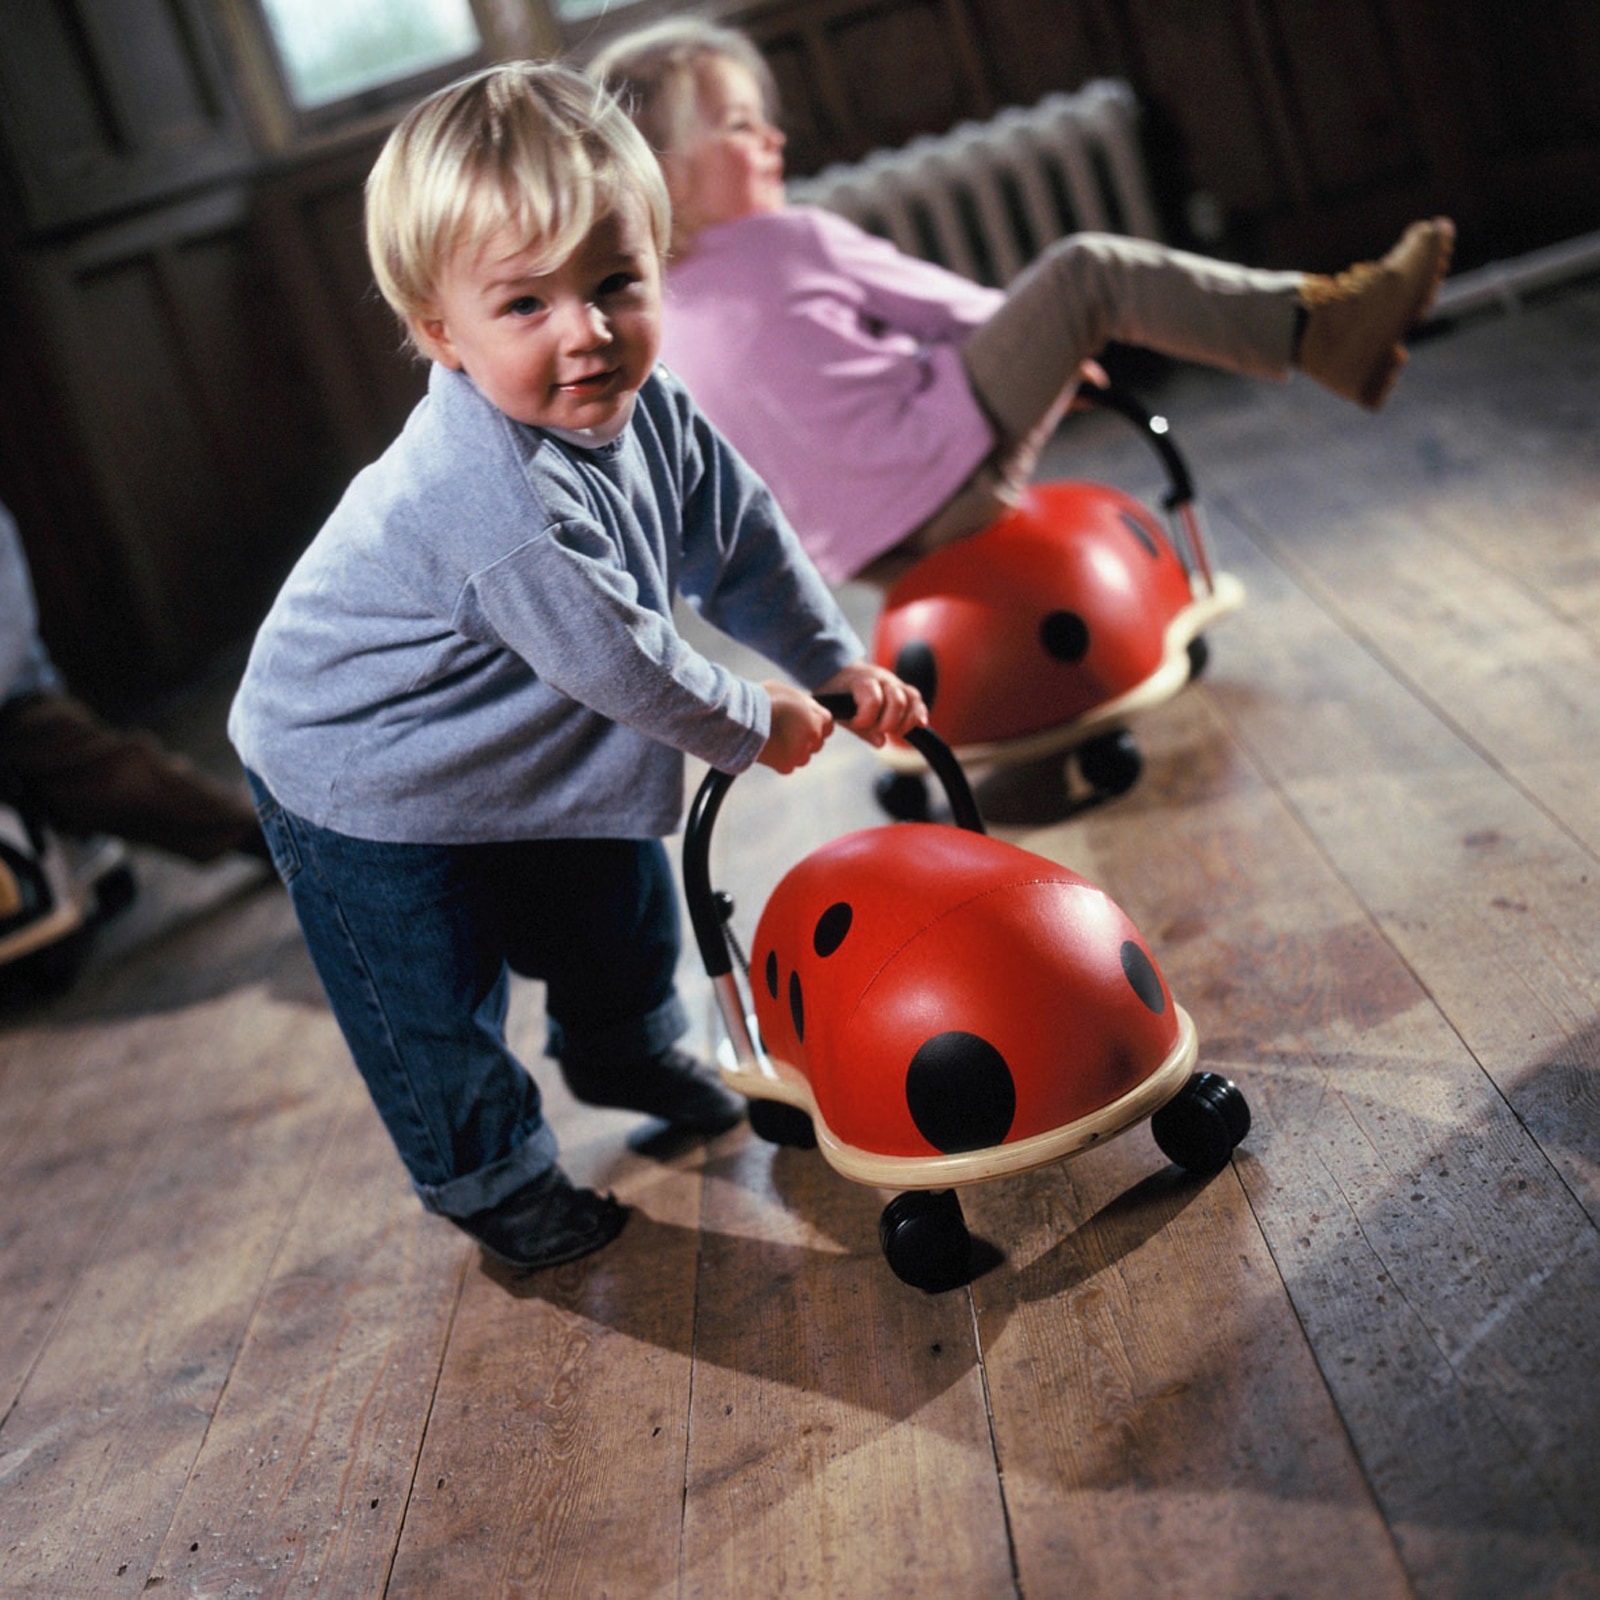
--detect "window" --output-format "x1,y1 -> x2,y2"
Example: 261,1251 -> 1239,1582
257,0 -> 484,114
548,0 -> 753,45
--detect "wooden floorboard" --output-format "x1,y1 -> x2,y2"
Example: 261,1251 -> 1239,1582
677,1136 -> 1011,1600
387,1056 -> 710,1600
1,282 -> 1597,1598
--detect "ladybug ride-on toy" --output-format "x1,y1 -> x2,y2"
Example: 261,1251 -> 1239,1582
870,382 -> 1246,822
684,697 -> 1250,1293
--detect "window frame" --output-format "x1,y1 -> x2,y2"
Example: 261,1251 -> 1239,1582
549,0 -> 773,56
219,0 -> 559,149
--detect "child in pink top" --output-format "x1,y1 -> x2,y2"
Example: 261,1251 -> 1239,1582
590,20 -> 1455,585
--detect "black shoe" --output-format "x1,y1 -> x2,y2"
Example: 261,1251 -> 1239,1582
561,1046 -> 747,1134
455,1168 -> 629,1270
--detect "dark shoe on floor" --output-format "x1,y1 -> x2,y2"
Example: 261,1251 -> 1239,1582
455,1168 -> 629,1270
561,1046 -> 747,1134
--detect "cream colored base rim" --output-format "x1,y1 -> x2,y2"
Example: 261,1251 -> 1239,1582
880,572 -> 1245,774
0,895 -> 85,966
724,1007 -> 1199,1190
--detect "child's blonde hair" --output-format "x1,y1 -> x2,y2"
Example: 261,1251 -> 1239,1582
587,19 -> 778,161
365,60 -> 671,348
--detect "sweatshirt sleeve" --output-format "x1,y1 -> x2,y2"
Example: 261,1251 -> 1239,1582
458,518 -> 772,774
805,207 -> 1005,344
667,387 -> 865,687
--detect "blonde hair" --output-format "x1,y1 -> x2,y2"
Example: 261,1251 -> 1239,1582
587,18 -> 778,161
365,60 -> 671,349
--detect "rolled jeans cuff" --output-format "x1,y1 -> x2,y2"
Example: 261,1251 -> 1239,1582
415,1120 -> 561,1220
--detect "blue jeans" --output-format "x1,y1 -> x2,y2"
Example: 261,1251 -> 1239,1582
247,774 -> 687,1218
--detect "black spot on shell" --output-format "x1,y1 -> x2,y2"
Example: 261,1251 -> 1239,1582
764,948 -> 778,999
789,970 -> 805,1041
905,1031 -> 1016,1152
814,901 -> 852,957
1040,610 -> 1090,662
893,640 -> 939,710
1121,940 -> 1166,1014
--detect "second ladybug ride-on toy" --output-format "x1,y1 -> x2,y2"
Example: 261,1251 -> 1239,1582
870,382 -> 1245,821
684,698 -> 1250,1293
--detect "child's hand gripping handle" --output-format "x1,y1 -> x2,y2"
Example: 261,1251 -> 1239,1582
817,692 -> 982,832
684,694 -> 985,979
811,691 -> 860,720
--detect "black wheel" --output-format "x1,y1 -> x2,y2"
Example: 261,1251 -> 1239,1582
1151,1071 -> 1251,1177
874,770 -> 931,822
879,1188 -> 972,1293
1186,634 -> 1211,681
748,1098 -> 817,1149
1076,729 -> 1143,797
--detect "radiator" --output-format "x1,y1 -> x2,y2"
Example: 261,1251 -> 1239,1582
786,79 -> 1161,287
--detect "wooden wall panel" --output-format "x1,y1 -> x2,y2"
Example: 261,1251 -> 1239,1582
1124,0 -> 1289,221
9,193 -> 345,700
965,0 -> 1131,113
1272,0 -> 1417,197
824,1 -> 987,151
70,252 -> 238,659
0,254 -> 141,692
3,0 -> 1599,702
0,0 -> 249,233
742,0 -> 989,170
254,144 -> 428,472
724,0 -> 1600,265
1446,0 -> 1600,158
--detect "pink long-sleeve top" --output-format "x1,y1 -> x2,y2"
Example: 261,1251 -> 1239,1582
660,206 -> 1004,584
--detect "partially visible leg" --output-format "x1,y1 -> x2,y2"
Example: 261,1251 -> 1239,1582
494,837 -> 744,1134
0,689 -> 265,862
961,232 -> 1306,453
963,222 -> 1456,443
249,780 -> 626,1268
1297,218 -> 1455,409
871,234 -> 1307,579
892,222 -> 1454,574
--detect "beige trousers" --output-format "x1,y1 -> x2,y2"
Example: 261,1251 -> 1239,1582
864,233 -> 1304,581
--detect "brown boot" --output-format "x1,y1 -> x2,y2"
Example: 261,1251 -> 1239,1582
1297,217 -> 1456,410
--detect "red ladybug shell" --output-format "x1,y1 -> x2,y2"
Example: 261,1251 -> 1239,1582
872,481 -> 1196,746
750,824 -> 1180,1163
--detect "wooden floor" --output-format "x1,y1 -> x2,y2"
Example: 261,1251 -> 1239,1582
3,280 -> 1599,1600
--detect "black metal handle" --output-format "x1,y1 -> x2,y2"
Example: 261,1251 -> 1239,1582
684,765 -> 738,976
813,694 -> 983,834
1077,379 -> 1197,511
683,693 -> 985,979
811,691 -> 860,720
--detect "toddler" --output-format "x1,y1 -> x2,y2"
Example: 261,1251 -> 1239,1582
228,62 -> 924,1272
591,21 -> 1456,585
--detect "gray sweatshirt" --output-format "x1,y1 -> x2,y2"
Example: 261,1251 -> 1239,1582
228,363 -> 862,843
